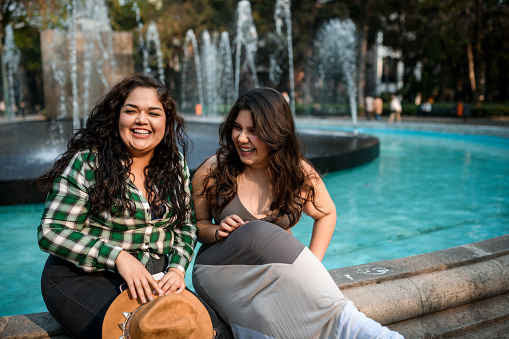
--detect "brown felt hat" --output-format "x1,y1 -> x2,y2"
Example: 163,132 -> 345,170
102,289 -> 213,339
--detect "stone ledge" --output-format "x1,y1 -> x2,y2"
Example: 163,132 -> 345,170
329,234 -> 509,289
388,293 -> 509,339
0,312 -> 66,339
1,235 -> 507,339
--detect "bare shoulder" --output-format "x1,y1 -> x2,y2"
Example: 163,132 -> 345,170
198,154 -> 218,172
300,158 -> 320,178
192,155 -> 218,186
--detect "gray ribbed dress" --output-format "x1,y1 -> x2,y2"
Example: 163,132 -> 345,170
192,196 -> 404,339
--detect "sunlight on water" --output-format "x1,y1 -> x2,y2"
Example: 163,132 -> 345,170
1,129 -> 508,316
294,129 -> 509,270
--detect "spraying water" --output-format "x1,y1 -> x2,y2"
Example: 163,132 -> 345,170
234,0 -> 259,100
217,32 -> 234,113
2,24 -> 21,120
274,0 -> 295,115
181,29 -> 205,113
69,0 -> 79,130
44,0 -> 117,132
314,19 -> 358,134
201,30 -> 218,116
142,22 -> 165,85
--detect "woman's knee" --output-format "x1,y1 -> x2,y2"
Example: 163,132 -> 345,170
41,257 -> 121,339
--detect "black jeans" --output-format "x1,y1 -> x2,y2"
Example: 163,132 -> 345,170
41,254 -> 218,338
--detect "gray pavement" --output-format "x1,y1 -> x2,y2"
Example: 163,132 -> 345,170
294,114 -> 509,139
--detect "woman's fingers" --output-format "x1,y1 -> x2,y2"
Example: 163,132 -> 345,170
230,214 -> 245,225
221,214 -> 245,232
215,214 -> 246,241
158,269 -> 185,294
116,251 -> 162,303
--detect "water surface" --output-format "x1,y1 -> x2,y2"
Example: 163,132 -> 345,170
1,129 -> 508,317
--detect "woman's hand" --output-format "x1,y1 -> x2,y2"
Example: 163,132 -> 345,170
216,214 -> 245,241
115,250 -> 163,303
158,268 -> 186,294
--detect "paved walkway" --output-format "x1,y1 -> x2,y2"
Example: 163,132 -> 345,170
294,114 -> 509,139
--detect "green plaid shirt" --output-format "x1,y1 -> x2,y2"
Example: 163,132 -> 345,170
37,150 -> 197,275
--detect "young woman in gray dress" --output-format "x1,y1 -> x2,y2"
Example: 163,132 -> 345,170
191,87 -> 404,338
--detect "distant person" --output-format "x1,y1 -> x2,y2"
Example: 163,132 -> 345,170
0,100 -> 5,117
365,95 -> 374,120
37,74 -> 217,338
414,92 -> 422,106
373,95 -> 383,121
388,94 -> 402,123
414,92 -> 422,115
420,99 -> 432,116
282,91 -> 290,104
19,101 -> 27,119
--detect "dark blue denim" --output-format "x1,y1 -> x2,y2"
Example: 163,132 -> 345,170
41,254 -> 217,338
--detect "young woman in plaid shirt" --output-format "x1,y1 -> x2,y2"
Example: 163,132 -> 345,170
37,74 -> 216,338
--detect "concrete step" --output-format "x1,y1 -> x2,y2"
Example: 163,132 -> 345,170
1,235 -> 508,339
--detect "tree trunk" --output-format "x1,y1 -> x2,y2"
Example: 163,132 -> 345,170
357,22 -> 368,110
466,41 -> 479,103
1,42 -> 12,120
474,0 -> 483,104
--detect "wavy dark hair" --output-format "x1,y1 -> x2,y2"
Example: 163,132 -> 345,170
39,73 -> 191,223
202,87 -> 318,228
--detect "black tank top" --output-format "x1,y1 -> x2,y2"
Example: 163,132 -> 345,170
212,195 -> 292,229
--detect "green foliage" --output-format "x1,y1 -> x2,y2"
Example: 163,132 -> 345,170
12,25 -> 40,72
3,0 -> 509,111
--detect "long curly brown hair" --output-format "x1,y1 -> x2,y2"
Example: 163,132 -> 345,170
39,74 -> 191,223
202,87 -> 318,228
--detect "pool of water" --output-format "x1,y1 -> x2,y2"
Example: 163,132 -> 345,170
1,128 -> 508,317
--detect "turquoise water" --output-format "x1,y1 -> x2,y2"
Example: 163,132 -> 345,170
1,128 -> 508,317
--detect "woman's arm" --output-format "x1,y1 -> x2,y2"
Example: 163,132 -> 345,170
37,151 -> 124,272
191,156 -> 245,244
192,156 -> 221,244
37,151 -> 162,303
301,160 -> 337,261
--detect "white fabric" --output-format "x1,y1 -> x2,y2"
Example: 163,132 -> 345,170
337,302 -> 405,339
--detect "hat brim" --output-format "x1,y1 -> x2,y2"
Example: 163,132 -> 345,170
102,288 -> 212,339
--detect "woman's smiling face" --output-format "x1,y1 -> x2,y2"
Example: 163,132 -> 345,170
231,109 -> 270,169
118,87 -> 166,158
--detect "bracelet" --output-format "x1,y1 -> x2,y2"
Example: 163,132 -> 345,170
214,228 -> 220,242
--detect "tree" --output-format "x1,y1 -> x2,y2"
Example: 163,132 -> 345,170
379,0 -> 509,103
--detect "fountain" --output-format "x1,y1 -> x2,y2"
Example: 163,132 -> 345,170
0,0 -> 377,207
314,18 -> 359,134
181,29 -> 205,114
234,0 -> 259,100
181,29 -> 236,116
178,1 -> 358,132
2,24 -> 21,120
217,32 -> 235,114
181,0 -> 260,115
4,6 -> 509,339
40,0 -> 134,128
273,0 -> 295,114
141,21 -> 165,85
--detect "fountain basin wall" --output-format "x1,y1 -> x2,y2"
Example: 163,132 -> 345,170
1,235 -> 507,338
0,119 -> 379,205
